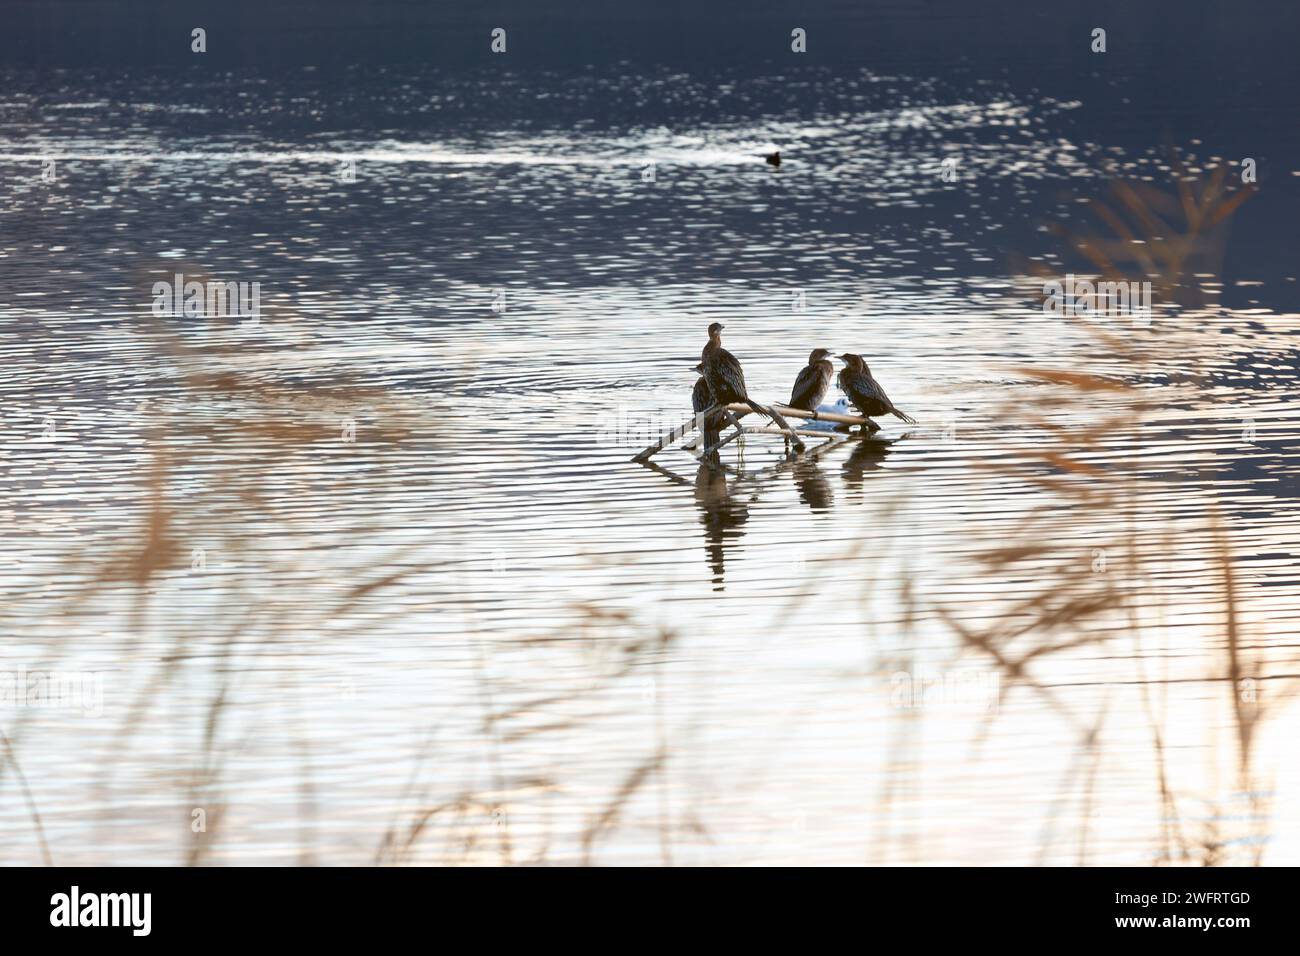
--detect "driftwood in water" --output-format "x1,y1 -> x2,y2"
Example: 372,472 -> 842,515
631,400 -> 875,463
630,404 -> 721,463
754,403 -> 805,454
703,429 -> 855,476
682,403 -> 873,450
699,425 -> 802,457
747,403 -> 873,427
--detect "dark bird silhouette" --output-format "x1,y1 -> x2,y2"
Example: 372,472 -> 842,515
791,458 -> 833,512
787,348 -> 835,412
837,353 -> 917,429
692,363 -> 724,450
841,439 -> 893,493
701,322 -> 769,421
765,150 -> 781,168
693,462 -> 750,591
691,364 -> 713,414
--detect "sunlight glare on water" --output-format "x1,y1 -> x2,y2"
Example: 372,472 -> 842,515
1,62 -> 1298,866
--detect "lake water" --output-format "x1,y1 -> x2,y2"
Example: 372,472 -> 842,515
1,57 -> 1299,865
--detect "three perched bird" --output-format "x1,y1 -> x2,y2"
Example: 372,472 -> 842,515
692,326 -> 915,442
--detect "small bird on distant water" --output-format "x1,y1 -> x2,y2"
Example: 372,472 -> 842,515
765,151 -> 781,167
787,348 -> 835,413
837,353 -> 917,431
700,322 -> 770,421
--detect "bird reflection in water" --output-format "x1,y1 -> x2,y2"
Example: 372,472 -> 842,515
841,438 -> 894,495
790,458 -> 834,512
693,459 -> 752,591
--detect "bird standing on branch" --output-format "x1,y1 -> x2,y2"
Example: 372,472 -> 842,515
700,322 -> 771,422
837,353 -> 917,432
787,348 -> 835,413
692,363 -> 724,450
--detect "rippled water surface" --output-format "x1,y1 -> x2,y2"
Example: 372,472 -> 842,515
1,63 -> 1299,865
